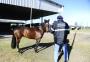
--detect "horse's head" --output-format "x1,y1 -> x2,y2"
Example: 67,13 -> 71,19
43,19 -> 50,32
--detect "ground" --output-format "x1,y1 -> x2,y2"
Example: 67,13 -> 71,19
0,29 -> 90,62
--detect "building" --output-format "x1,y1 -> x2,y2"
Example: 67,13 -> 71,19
0,0 -> 63,34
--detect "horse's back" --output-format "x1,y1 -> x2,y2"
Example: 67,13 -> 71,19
13,27 -> 43,39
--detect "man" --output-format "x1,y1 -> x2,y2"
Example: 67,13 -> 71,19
51,15 -> 70,62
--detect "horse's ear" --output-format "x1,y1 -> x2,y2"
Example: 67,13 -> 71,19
44,19 -> 50,23
47,19 -> 50,23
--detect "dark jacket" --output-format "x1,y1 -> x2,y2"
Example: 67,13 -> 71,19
52,19 -> 70,45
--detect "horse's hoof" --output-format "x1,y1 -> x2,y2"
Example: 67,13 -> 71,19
18,50 -> 20,53
35,50 -> 38,53
17,49 -> 21,53
18,51 -> 23,54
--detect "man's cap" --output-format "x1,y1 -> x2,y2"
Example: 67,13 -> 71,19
57,15 -> 63,19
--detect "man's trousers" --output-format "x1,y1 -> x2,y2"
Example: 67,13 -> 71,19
54,43 -> 68,62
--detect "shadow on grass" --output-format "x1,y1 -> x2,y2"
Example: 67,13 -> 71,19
58,32 -> 77,62
19,42 -> 54,54
68,32 -> 77,60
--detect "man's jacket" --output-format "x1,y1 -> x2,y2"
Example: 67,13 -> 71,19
52,19 -> 70,45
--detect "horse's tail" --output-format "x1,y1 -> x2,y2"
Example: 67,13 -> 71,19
11,34 -> 16,49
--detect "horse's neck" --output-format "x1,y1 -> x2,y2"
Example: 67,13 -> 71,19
39,26 -> 45,34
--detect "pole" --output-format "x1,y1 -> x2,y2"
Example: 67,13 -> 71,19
30,0 -> 33,27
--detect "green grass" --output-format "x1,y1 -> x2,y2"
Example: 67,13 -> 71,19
0,33 -> 54,62
0,31 -> 90,62
78,28 -> 90,32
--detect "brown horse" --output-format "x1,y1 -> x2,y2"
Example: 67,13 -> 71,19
11,20 -> 49,53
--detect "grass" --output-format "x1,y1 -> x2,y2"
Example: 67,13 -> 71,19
0,30 -> 90,62
0,33 -> 54,62
68,30 -> 90,62
74,28 -> 90,32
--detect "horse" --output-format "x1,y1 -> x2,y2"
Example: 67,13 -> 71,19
11,20 -> 49,53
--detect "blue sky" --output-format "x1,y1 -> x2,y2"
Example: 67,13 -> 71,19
44,0 -> 90,26
60,0 -> 90,26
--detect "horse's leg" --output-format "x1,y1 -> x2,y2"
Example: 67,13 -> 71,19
16,38 -> 21,53
34,39 -> 41,53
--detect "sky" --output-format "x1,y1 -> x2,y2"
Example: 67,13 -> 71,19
43,0 -> 90,27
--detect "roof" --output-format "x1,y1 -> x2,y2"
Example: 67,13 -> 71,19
0,0 -> 63,21
43,0 -> 63,8
0,3 -> 57,20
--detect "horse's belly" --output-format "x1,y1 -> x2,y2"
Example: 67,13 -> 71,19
23,30 -> 41,39
24,33 -> 36,39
